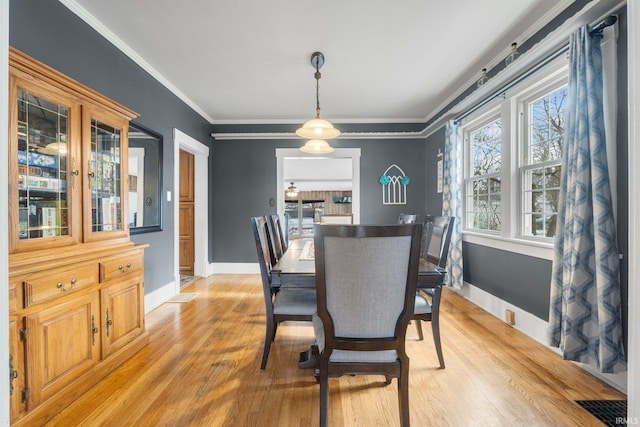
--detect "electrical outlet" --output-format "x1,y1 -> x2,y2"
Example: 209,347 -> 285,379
505,309 -> 515,325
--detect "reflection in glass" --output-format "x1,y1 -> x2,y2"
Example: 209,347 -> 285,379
16,90 -> 70,240
90,119 -> 122,232
128,122 -> 163,233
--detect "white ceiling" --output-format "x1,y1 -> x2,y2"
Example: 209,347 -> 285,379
64,0 -> 570,125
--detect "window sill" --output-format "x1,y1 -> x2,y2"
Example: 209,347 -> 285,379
462,231 -> 554,261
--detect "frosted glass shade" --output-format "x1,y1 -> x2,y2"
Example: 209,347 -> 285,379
295,118 -> 340,139
45,142 -> 67,154
300,139 -> 334,154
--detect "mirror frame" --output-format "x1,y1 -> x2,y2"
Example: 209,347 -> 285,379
128,121 -> 163,234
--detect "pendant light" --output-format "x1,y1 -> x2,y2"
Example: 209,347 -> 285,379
285,182 -> 299,198
297,52 -> 339,154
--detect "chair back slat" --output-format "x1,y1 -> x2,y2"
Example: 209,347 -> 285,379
269,214 -> 288,251
266,215 -> 284,262
250,217 -> 276,311
424,216 -> 455,268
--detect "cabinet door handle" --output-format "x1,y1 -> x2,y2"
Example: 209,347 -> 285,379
87,159 -> 94,189
9,354 -> 18,396
91,315 -> 99,346
105,308 -> 112,337
71,169 -> 79,189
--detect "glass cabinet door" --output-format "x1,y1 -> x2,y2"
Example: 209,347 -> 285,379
10,84 -> 80,252
83,106 -> 129,242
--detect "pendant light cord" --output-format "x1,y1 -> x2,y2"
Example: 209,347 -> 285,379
315,65 -> 321,119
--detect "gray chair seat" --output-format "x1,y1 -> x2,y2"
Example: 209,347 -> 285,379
274,289 -> 317,316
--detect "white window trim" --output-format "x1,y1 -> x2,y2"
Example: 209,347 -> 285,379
463,110 -> 503,233
459,25 -> 617,261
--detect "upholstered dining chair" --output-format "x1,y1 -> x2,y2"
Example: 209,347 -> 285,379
250,216 -> 316,369
413,216 -> 454,369
397,213 -> 418,224
313,223 -> 423,427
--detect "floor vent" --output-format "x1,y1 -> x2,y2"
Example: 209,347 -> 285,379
575,400 -> 627,426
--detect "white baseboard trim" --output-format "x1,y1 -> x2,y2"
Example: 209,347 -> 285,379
208,262 -> 260,275
145,280 -> 177,313
456,282 -> 627,393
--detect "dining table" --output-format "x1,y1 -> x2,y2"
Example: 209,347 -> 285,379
270,237 -> 447,368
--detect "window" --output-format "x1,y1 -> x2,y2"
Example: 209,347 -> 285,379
462,57 -> 570,251
521,85 -> 568,238
459,26 -> 616,260
465,118 -> 502,232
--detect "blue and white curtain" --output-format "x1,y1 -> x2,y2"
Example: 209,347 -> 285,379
442,121 -> 463,290
548,25 -> 625,373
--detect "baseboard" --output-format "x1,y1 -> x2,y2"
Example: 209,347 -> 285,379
145,280 -> 177,313
208,262 -> 260,275
457,282 -> 628,393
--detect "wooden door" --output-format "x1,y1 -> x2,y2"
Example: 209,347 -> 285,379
179,150 -> 195,276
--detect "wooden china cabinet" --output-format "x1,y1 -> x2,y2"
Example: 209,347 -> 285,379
7,48 -> 149,426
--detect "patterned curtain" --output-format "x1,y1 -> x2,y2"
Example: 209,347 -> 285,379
548,25 -> 626,373
442,121 -> 463,290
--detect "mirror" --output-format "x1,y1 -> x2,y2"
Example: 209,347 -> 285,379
128,122 -> 162,234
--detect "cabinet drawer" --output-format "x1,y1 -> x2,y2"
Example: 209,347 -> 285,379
23,263 -> 99,308
100,251 -> 143,282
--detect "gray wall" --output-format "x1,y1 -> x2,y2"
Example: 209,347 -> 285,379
210,137 -> 427,262
10,0 -> 212,293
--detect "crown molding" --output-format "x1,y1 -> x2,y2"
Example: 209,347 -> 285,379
210,130 -> 428,141
58,0 -> 215,123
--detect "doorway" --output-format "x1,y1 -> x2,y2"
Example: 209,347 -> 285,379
179,149 -> 195,278
173,129 -> 209,293
276,148 -> 361,227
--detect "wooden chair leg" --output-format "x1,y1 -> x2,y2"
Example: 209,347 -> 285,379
415,319 -> 424,341
398,365 -> 410,427
431,288 -> 445,369
319,364 -> 329,427
260,319 -> 276,369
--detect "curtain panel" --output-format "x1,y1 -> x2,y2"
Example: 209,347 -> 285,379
548,25 -> 625,373
442,121 -> 463,290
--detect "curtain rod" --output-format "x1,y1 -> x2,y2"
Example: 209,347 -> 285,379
454,15 -> 617,125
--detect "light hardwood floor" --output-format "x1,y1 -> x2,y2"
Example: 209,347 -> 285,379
45,275 -> 624,426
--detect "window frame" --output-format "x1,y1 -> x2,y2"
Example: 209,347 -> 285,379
517,78 -> 569,242
463,109 -> 503,236
461,56 -> 570,260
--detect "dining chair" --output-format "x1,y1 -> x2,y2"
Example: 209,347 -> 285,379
397,213 -> 418,224
268,213 -> 288,252
413,216 -> 454,369
250,216 -> 316,369
313,223 -> 423,427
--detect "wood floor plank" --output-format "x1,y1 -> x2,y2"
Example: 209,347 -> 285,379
43,275 -> 625,426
